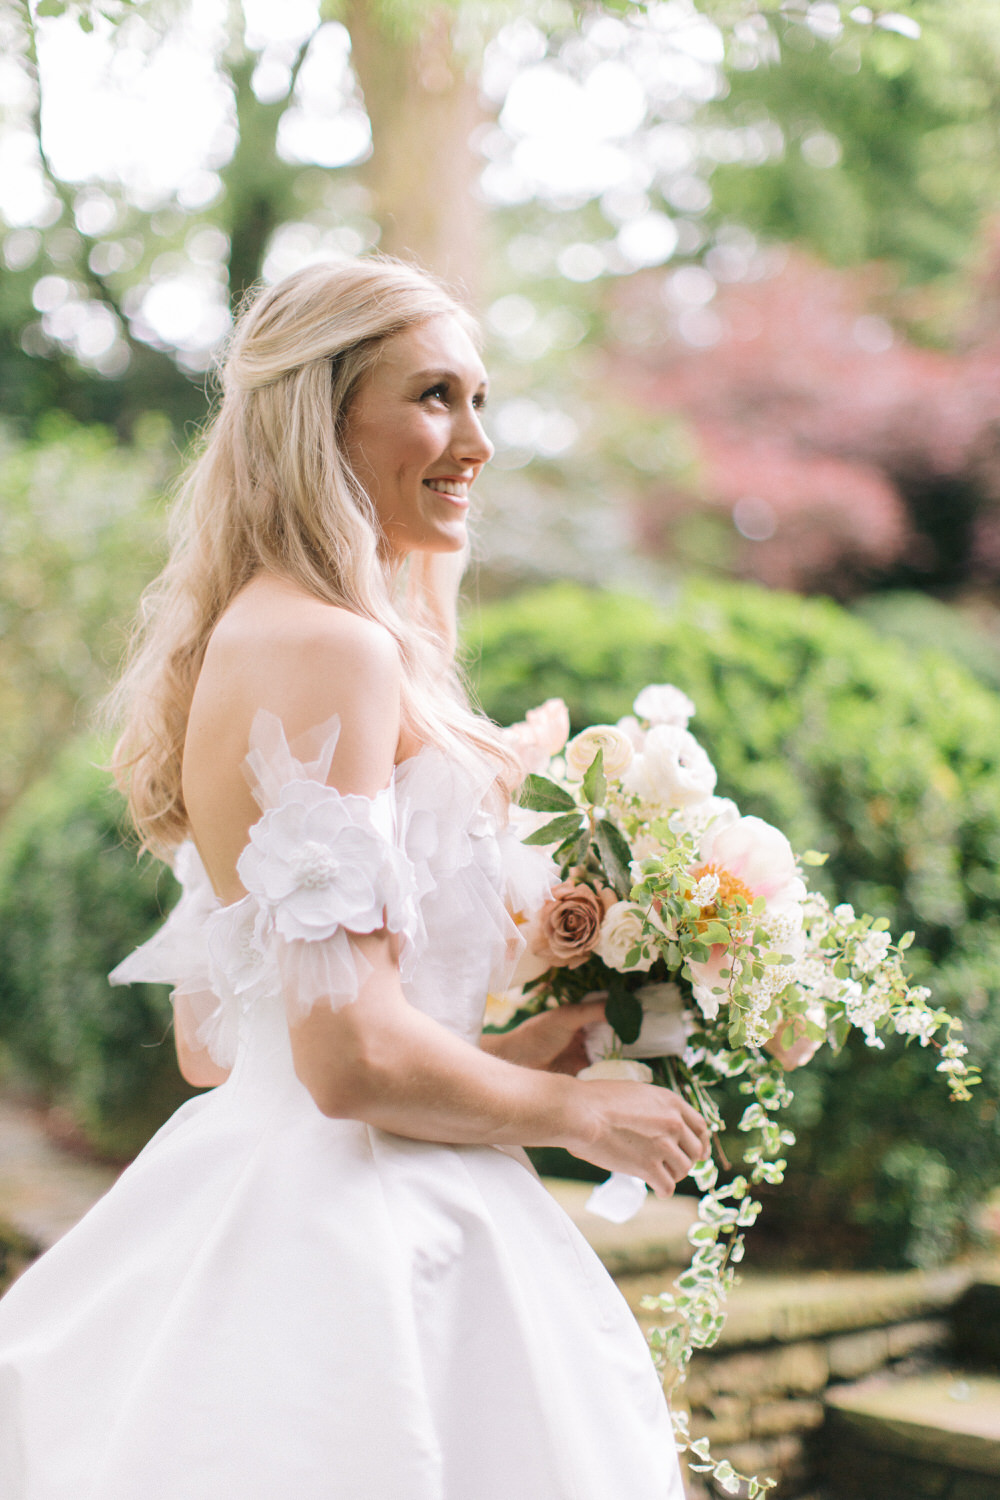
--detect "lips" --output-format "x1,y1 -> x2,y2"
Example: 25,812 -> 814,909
423,478 -> 470,501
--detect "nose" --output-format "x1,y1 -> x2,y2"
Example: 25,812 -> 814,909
455,403 -> 494,467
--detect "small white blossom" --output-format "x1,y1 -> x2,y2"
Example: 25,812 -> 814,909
690,872 -> 721,906
893,1007 -> 937,1045
855,930 -> 892,972
833,903 -> 856,923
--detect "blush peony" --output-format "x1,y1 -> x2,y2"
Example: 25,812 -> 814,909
686,814 -> 806,1018
502,698 -> 571,777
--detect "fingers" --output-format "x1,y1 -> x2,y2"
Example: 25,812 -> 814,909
658,1137 -> 695,1184
564,999 -> 607,1028
648,1167 -> 677,1199
676,1096 -> 712,1157
674,1120 -> 708,1168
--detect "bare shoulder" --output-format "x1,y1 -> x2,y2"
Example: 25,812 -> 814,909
186,577 -> 402,848
210,577 -> 401,687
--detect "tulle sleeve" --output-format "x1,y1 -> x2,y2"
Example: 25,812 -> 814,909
107,841 -> 234,1065
235,709 -> 421,1020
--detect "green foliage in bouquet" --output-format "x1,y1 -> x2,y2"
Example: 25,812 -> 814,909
469,579 -> 1000,1268
0,739 -> 195,1158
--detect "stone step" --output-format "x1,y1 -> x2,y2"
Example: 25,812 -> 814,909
824,1369 -> 1000,1498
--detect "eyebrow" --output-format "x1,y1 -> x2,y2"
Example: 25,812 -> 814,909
411,367 -> 489,389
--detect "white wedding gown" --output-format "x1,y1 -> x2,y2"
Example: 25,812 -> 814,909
0,713 -> 684,1500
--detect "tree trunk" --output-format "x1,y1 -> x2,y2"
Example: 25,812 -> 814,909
344,1 -> 487,307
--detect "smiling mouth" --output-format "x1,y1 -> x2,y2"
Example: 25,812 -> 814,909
423,479 -> 470,501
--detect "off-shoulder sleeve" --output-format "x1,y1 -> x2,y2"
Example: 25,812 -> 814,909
235,709 -> 420,1019
108,841 -> 239,1067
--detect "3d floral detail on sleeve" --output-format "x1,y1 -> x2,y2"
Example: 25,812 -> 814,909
238,779 -> 415,944
494,679 -> 979,1500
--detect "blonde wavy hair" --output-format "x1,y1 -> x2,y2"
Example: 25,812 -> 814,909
107,256 -> 519,856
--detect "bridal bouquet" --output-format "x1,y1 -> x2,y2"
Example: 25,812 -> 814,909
495,686 -> 978,1498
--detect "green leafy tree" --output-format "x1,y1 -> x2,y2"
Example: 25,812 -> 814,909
0,414 -> 170,814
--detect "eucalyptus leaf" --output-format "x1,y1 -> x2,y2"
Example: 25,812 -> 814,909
522,813 -> 585,847
582,747 -> 607,807
555,826 -> 591,868
518,774 -> 577,813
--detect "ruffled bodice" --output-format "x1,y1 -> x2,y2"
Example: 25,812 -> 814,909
110,711 -> 557,1072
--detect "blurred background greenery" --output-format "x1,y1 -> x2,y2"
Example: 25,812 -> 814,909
2,0 -> 1000,1267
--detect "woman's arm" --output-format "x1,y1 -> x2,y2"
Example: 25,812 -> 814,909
173,991 -> 231,1088
288,941 -> 708,1196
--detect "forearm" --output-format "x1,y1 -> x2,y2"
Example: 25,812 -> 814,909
289,984 -> 587,1150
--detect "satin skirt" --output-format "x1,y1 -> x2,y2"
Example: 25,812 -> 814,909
0,1068 -> 684,1500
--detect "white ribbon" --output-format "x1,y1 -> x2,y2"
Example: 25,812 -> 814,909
585,1172 -> 648,1223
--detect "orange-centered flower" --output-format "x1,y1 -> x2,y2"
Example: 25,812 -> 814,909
689,861 -> 754,921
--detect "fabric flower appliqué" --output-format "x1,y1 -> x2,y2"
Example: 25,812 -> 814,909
238,779 -> 413,944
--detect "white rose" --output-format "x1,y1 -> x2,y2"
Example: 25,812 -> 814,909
633,684 -> 696,728
577,1057 -> 654,1083
594,901 -> 655,972
623,724 -> 717,810
565,725 -> 635,782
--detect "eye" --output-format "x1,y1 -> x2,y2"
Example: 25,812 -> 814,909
473,391 -> 488,411
420,383 -> 449,404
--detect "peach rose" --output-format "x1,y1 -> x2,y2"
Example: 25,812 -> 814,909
527,879 -> 616,970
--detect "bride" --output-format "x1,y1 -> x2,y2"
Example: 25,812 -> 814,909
0,256 -> 708,1498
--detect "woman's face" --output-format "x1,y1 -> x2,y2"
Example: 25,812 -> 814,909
343,313 -> 493,560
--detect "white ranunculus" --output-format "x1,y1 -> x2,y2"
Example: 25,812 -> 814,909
633,683 -> 696,728
616,714 -> 646,751
624,724 -> 717,810
577,1057 -> 654,1083
565,725 -> 635,782
593,901 -> 655,972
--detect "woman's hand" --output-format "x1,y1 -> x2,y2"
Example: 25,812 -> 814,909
564,1080 -> 711,1199
480,1000 -> 607,1075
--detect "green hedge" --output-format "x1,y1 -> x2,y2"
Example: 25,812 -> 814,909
0,741 -> 193,1158
468,580 -> 1000,1267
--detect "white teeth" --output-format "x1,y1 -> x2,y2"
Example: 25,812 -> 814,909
425,479 -> 468,498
